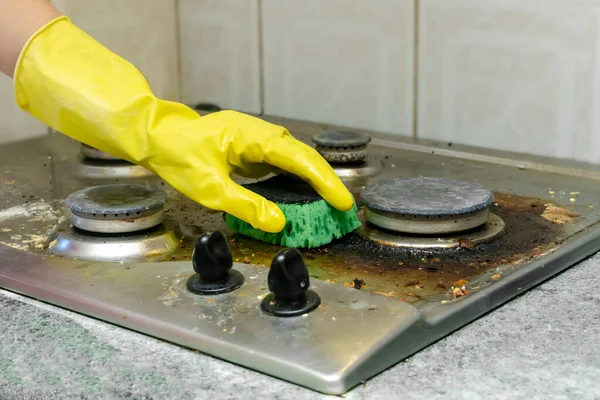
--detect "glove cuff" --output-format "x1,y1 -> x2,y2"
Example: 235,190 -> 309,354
13,15 -> 70,110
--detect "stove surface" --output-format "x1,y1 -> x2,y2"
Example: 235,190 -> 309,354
1,116 -> 600,395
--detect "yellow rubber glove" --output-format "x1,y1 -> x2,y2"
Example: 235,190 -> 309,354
13,16 -> 354,233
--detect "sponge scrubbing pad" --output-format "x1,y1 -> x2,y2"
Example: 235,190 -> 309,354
225,175 -> 361,248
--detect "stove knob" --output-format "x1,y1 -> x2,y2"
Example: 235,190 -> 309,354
186,231 -> 244,295
260,248 -> 321,317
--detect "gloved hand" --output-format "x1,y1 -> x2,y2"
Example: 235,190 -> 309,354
13,16 -> 354,233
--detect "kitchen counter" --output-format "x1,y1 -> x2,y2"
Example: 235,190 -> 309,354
2,252 -> 599,399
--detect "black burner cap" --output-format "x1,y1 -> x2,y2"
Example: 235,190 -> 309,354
242,175 -> 322,205
360,177 -> 494,216
66,184 -> 168,216
193,102 -> 221,112
312,130 -> 371,148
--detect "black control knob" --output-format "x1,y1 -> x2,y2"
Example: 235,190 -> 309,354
261,248 -> 321,317
186,231 -> 244,295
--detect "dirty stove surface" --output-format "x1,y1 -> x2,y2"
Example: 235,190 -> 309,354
1,117 -> 600,395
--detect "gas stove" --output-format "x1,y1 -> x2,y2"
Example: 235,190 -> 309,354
1,115 -> 600,395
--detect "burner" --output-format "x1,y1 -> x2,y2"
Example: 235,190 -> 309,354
49,225 -> 180,262
312,130 -> 371,163
311,130 -> 381,179
360,177 -> 495,235
81,143 -> 121,160
65,184 -> 168,234
77,144 -> 153,179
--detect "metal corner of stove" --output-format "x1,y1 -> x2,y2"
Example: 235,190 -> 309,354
300,300 -> 426,395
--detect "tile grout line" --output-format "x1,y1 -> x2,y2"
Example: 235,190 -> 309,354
412,0 -> 420,140
257,0 -> 265,116
173,0 -> 183,103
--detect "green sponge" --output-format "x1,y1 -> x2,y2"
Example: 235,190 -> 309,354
225,175 -> 361,248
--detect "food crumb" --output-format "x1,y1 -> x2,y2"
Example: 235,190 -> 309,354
243,257 -> 250,264
459,238 -> 474,250
398,261 -> 404,266
491,274 -> 501,280
391,164 -> 396,168
346,279 -> 366,290
452,286 -> 468,298
373,291 -> 396,298
570,198 -> 576,202
441,300 -> 448,304
570,191 -> 580,195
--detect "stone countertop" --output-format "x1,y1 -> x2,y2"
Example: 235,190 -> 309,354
1,253 -> 600,400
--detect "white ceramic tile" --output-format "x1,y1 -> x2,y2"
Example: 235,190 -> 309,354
53,0 -> 180,101
418,0 -> 600,163
262,0 -> 414,136
178,0 -> 261,114
0,75 -> 48,145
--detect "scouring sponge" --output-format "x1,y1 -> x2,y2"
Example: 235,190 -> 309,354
225,175 -> 361,248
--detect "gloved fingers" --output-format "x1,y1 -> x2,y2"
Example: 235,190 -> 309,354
232,163 -> 280,179
264,136 -> 354,212
155,164 -> 286,233
219,177 -> 287,233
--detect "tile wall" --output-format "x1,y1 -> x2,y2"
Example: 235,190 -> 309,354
178,0 -> 261,114
261,0 -> 415,136
418,0 -> 600,164
2,0 -> 599,166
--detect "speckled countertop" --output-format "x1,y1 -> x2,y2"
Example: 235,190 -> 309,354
2,252 -> 600,400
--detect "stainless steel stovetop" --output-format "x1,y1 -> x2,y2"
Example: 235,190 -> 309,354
2,114 -> 600,395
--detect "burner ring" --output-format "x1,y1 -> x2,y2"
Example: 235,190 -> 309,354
358,212 -> 505,249
81,144 -> 122,160
70,209 -> 165,233
360,177 -> 494,234
66,184 -> 168,233
75,159 -> 154,179
364,207 -> 489,235
50,224 -> 180,261
312,130 -> 371,163
331,162 -> 382,178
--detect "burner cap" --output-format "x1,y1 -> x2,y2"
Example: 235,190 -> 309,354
312,130 -> 371,163
312,130 -> 371,147
360,177 -> 494,234
66,184 -> 168,233
242,175 -> 322,204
